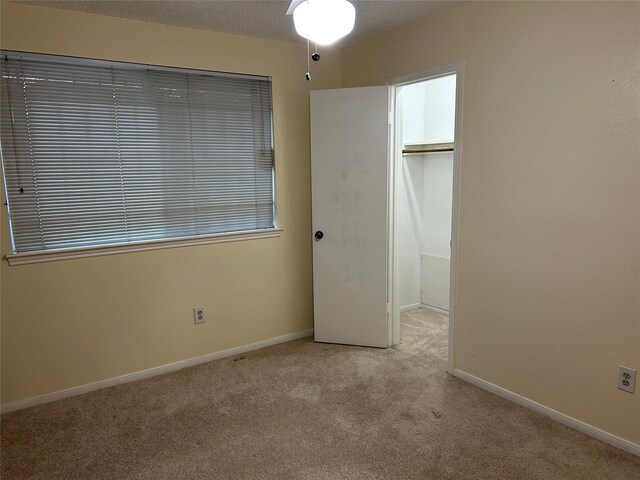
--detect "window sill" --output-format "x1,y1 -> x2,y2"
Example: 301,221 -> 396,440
5,228 -> 284,266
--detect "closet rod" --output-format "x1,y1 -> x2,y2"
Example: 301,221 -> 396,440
402,146 -> 454,155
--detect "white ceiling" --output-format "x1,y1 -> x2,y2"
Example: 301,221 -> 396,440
14,0 -> 464,46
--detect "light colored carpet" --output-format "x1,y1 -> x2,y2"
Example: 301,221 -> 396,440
2,309 -> 639,479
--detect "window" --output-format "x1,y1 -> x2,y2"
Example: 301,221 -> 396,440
1,53 -> 278,262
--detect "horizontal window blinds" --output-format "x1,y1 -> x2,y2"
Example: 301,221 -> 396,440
1,55 -> 275,254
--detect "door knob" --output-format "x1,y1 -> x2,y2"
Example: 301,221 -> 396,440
314,231 -> 324,241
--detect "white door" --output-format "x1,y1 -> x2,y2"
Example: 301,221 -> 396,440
310,86 -> 389,348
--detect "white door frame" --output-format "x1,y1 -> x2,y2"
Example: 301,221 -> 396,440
386,62 -> 464,373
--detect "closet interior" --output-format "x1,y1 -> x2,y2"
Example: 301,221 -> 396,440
397,74 -> 456,315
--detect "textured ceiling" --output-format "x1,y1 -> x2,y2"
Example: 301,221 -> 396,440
14,0 -> 464,46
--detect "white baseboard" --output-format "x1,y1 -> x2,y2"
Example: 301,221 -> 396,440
1,329 -> 314,415
400,303 -> 450,315
400,303 -> 421,313
452,369 -> 640,457
420,303 -> 449,315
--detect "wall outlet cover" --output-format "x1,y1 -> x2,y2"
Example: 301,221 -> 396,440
617,366 -> 636,394
193,306 -> 206,325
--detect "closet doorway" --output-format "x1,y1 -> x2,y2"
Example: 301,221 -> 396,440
388,64 -> 462,372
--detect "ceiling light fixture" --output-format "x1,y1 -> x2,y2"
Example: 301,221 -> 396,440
293,0 -> 356,46
287,0 -> 356,81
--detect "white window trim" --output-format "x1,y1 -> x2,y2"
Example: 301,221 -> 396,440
5,227 -> 283,265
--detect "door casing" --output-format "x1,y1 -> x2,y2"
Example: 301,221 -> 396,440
386,62 -> 464,373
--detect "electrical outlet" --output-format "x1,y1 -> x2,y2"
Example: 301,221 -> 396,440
193,306 -> 206,325
617,366 -> 636,394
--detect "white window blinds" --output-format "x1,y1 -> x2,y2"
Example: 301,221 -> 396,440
1,54 -> 275,254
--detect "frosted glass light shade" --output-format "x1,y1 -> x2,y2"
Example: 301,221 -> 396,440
293,0 -> 356,46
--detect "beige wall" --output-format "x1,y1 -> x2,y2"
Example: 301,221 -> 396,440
0,3 -> 341,404
342,1 -> 640,443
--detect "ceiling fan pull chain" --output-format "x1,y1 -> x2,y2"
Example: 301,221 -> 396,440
306,35 -> 311,80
